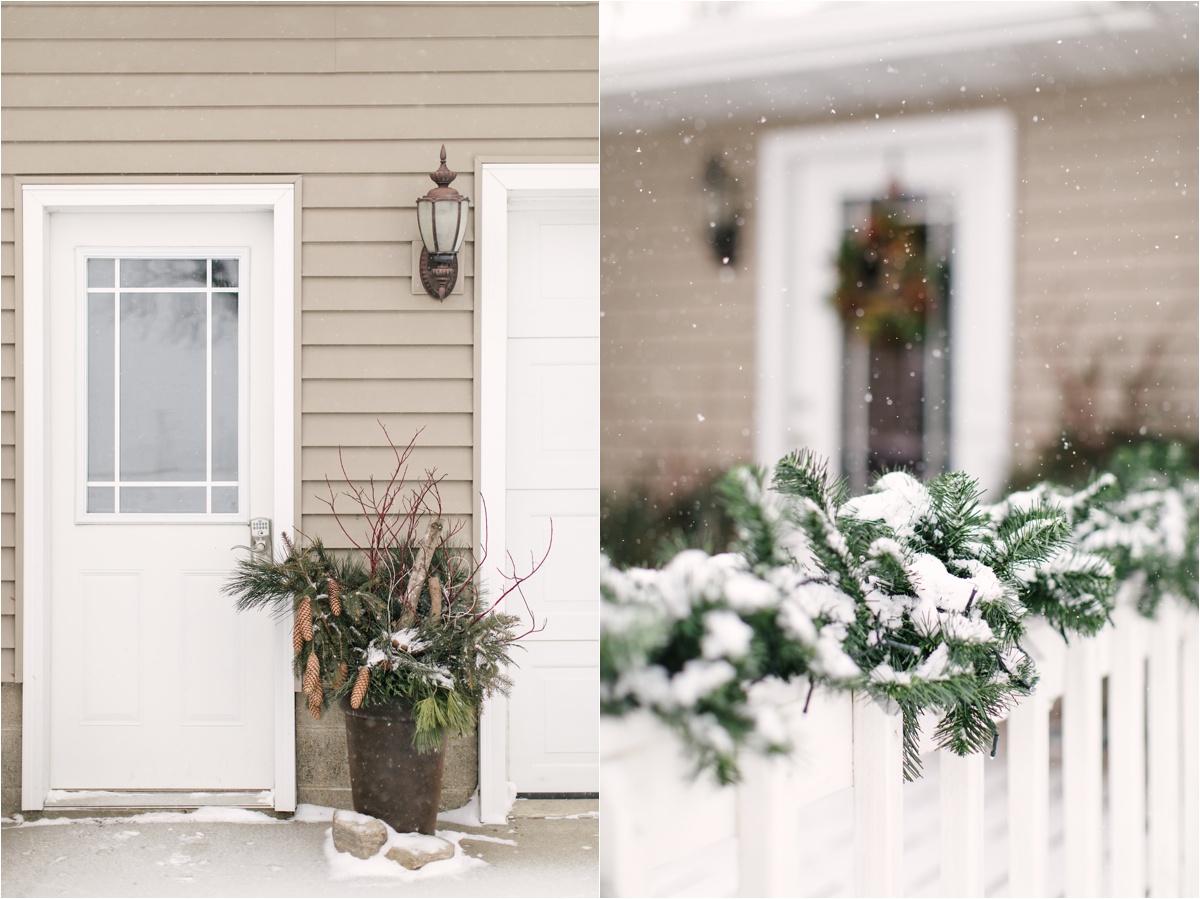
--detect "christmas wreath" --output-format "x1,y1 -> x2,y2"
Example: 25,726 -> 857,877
832,207 -> 943,342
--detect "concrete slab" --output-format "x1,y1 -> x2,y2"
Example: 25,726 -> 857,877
0,800 -> 599,898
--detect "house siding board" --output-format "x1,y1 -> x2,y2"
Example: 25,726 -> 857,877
1,3 -> 338,38
1,140 -> 598,175
1,72 -> 600,109
303,379 -> 473,414
3,105 -> 599,142
301,514 -> 472,554
302,413 -> 473,448
303,345 -> 472,380
302,277 -> 475,312
301,311 -> 473,346
301,446 -> 473,482
600,74 -> 1197,498
1,37 -> 596,75
300,480 -> 472,514
302,174 -> 478,208
2,1 -> 595,39
0,1 -> 599,685
301,242 -> 475,279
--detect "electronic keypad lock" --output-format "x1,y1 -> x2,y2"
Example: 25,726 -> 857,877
250,518 -> 272,558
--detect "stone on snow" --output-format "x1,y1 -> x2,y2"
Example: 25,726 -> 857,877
331,808 -> 387,859
385,833 -> 456,870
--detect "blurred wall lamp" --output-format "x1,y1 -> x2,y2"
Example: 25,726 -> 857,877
416,146 -> 470,300
703,155 -> 743,267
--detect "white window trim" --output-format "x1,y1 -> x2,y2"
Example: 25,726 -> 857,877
756,109 -> 1016,494
20,183 -> 298,812
476,162 -> 599,825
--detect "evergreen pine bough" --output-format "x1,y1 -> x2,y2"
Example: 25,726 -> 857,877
602,446 -> 1196,784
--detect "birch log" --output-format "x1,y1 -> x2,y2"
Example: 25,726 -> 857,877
401,518 -> 443,627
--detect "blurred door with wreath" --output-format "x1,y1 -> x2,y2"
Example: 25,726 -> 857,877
756,110 -> 1015,495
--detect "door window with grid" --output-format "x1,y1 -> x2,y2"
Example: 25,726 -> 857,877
83,254 -> 246,518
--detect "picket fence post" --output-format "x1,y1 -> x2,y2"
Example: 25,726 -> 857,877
1148,602 -> 1183,897
1063,632 -> 1104,897
1007,628 -> 1053,898
852,693 -> 904,897
1108,602 -> 1148,896
736,751 -> 800,897
1182,608 -> 1200,897
599,721 -> 652,898
939,750 -> 985,897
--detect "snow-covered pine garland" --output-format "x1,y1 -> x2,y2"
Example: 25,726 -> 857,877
603,447 -> 1194,784
995,442 -> 1198,622
1073,441 -> 1197,615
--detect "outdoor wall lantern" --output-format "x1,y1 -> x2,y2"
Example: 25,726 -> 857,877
702,155 -> 743,267
416,145 -> 470,300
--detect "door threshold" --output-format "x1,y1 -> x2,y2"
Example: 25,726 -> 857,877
44,789 -> 274,810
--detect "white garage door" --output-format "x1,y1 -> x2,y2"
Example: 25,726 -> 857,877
505,196 -> 600,793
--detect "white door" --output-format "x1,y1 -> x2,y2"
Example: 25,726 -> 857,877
757,112 -> 1015,493
505,197 -> 600,793
46,210 -> 278,793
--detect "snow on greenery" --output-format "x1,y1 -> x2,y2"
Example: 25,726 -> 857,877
602,444 -> 1197,785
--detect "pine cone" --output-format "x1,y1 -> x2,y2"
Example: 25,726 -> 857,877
307,688 -> 322,720
350,666 -> 370,709
334,662 -> 348,690
328,578 -> 343,616
303,650 -> 321,698
297,596 -> 313,642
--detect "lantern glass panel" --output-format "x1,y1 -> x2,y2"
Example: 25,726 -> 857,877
416,200 -> 437,252
436,199 -> 466,253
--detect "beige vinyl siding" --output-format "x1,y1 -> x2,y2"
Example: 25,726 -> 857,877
0,1 -> 599,683
600,74 -> 1198,499
601,116 -> 760,498
3,73 -> 599,109
1010,76 -> 1199,473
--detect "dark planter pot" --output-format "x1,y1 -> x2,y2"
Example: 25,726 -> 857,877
341,697 -> 447,835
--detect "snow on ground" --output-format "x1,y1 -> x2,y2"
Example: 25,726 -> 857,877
291,803 -> 336,823
2,797 -> 599,898
436,790 -> 483,826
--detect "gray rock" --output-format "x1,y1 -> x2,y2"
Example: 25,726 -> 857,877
385,834 -> 455,870
332,809 -> 387,859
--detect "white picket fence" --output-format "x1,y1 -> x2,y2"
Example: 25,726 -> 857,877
601,598 -> 1199,897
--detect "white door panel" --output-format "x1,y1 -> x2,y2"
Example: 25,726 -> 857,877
506,339 -> 600,491
48,211 -> 276,790
508,205 -> 600,339
505,198 -> 599,793
508,642 -> 600,792
505,490 -> 599,642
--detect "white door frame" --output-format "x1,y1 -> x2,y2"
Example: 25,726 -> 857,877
756,110 -> 1016,493
20,182 -> 298,811
476,161 -> 600,824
